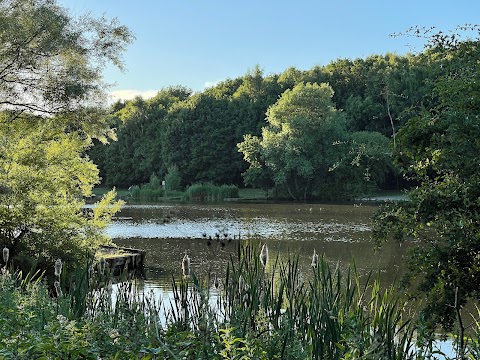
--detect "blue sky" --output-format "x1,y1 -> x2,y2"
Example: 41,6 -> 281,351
61,0 -> 480,101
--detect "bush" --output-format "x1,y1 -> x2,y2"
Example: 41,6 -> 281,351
128,174 -> 165,200
184,183 -> 239,202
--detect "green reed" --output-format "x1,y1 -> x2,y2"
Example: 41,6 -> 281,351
184,183 -> 239,202
2,243 -> 475,359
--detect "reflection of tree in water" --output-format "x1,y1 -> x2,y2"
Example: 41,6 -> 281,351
112,202 -> 406,289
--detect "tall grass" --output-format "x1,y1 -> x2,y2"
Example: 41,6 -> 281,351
2,244 -> 476,359
184,183 -> 239,202
216,245 -> 415,359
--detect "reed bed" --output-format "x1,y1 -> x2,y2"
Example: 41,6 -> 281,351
0,244 -> 474,359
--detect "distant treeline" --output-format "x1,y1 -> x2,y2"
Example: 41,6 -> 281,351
89,51 -> 443,199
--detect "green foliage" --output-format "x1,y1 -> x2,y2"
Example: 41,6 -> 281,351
92,51 -> 436,195
240,82 -> 347,200
165,165 -> 182,192
127,174 -> 165,200
372,26 -> 480,338
8,243 -> 480,358
184,183 -> 239,202
320,131 -> 394,199
239,83 -> 393,200
0,0 -> 133,118
0,0 -> 130,272
0,116 -> 123,273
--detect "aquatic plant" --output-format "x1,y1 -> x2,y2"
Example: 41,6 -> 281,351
54,280 -> 62,297
54,258 -> 62,278
2,246 -> 9,265
182,253 -> 190,276
99,257 -> 106,275
1,243 -> 477,359
184,183 -> 239,202
260,243 -> 268,268
311,248 -> 318,268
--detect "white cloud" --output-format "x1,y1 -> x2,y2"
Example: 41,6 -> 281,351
108,89 -> 158,103
204,80 -> 221,89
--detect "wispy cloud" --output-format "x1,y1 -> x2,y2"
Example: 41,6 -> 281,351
108,89 -> 158,102
204,80 -> 221,89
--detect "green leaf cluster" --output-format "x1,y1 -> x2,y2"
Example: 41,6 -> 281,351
0,0 -> 131,272
92,55 -> 429,195
373,25 -> 480,333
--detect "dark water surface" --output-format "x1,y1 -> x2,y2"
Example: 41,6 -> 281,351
107,202 -> 407,289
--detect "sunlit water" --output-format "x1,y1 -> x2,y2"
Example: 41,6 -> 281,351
105,202 -> 407,289
101,201 -> 456,358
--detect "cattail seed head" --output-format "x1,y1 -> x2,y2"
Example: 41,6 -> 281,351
99,257 -> 106,275
260,243 -> 269,268
54,280 -> 62,297
3,247 -> 9,264
182,253 -> 190,276
312,249 -> 319,268
54,258 -> 62,277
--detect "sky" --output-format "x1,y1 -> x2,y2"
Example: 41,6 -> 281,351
61,0 -> 480,102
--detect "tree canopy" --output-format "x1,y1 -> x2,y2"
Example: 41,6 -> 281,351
91,52 -> 431,195
373,25 -> 480,332
0,0 -> 132,271
0,0 -> 132,118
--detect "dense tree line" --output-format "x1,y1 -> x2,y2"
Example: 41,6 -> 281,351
90,47 -> 451,199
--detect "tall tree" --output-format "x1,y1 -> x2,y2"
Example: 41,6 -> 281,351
0,0 -> 132,271
373,26 -> 480,342
239,83 -> 347,200
0,0 -> 132,121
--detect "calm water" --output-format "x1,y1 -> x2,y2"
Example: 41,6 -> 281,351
105,201 -> 457,358
107,201 -> 407,289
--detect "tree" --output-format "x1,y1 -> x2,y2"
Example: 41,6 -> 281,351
326,131 -> 393,197
165,165 -> 182,192
0,0 -> 133,119
0,0 -> 132,272
237,134 -> 274,193
239,83 -> 348,200
0,115 -> 122,271
373,26 -> 480,343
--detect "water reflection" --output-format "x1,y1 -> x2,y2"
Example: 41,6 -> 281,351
108,202 -> 407,289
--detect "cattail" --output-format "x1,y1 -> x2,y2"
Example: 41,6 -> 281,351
54,258 -> 62,278
260,243 -> 268,268
88,265 -> 94,277
54,280 -> 62,297
182,253 -> 190,276
3,247 -> 9,265
312,249 -> 319,268
238,274 -> 245,294
99,257 -> 106,275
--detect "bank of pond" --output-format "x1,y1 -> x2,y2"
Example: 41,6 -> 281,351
1,200 -> 471,359
0,242 -> 477,359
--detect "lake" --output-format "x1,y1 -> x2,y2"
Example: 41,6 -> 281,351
107,201 -> 408,290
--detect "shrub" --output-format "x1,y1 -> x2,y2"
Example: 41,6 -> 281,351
184,183 -> 239,202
